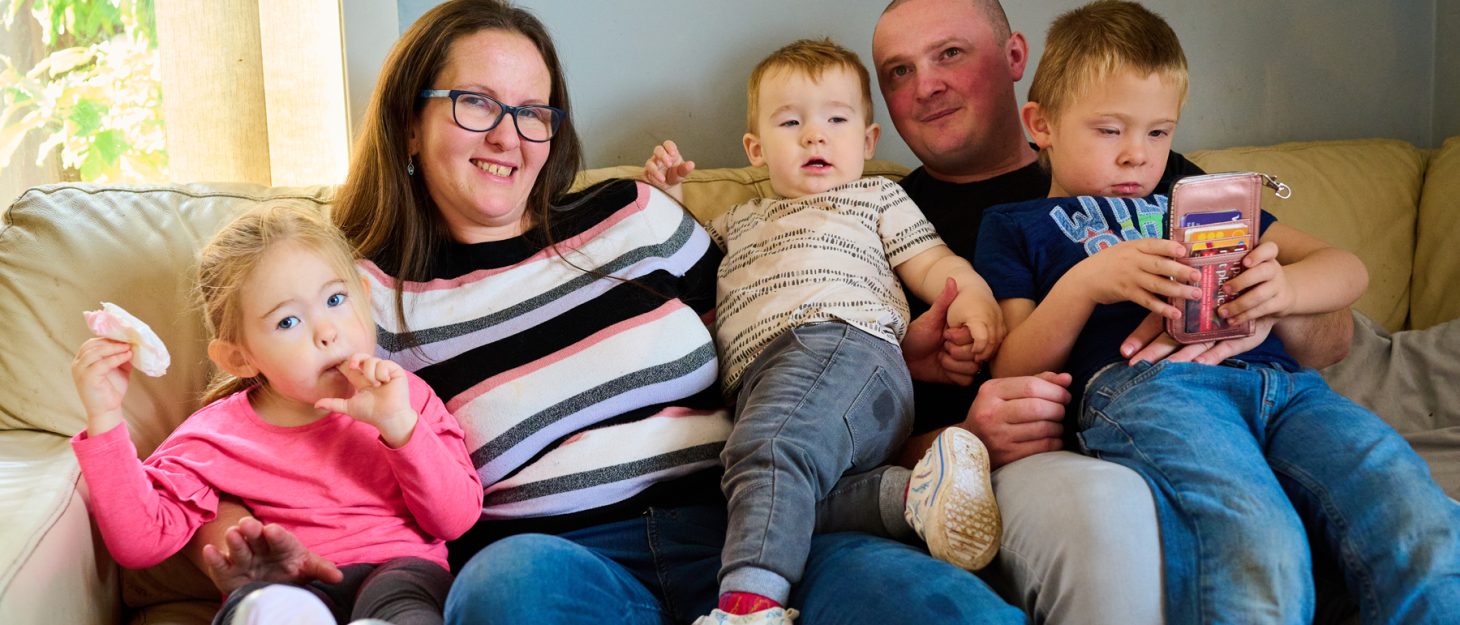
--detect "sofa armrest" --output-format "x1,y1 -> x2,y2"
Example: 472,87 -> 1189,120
0,430 -> 119,624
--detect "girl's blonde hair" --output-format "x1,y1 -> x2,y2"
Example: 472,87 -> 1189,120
196,201 -> 368,404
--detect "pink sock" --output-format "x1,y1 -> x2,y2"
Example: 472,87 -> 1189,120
719,591 -> 781,615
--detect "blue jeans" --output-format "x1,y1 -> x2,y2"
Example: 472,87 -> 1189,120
1079,360 -> 1460,625
443,503 -> 1024,624
720,322 -> 914,601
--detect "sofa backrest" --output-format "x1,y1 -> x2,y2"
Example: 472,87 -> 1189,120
1412,136 -> 1460,331
571,160 -> 913,225
0,183 -> 332,449
1,140 -> 1443,446
1189,138 -> 1425,332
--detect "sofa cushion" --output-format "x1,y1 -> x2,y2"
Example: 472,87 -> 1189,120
0,183 -> 332,448
1411,136 -> 1460,330
1188,139 -> 1424,332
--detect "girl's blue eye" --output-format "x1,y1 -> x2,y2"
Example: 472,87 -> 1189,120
779,119 -> 799,128
277,316 -> 299,330
326,292 -> 346,307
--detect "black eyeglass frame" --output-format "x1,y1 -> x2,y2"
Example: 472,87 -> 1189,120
418,89 -> 565,143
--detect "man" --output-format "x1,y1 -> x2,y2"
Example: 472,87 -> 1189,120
871,0 -> 1355,622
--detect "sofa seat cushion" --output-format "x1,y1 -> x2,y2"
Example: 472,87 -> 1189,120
1188,139 -> 1424,332
1411,136 -> 1460,330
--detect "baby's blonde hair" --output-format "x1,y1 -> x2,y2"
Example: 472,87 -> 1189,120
196,200 -> 368,404
1027,0 -> 1188,123
746,38 -> 874,133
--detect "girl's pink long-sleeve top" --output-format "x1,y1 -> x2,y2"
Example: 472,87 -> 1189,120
71,373 -> 483,570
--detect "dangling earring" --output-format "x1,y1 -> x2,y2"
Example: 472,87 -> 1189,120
407,156 -> 416,176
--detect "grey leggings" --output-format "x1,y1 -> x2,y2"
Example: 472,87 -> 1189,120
212,556 -> 453,625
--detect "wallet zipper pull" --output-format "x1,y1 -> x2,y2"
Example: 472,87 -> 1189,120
1260,173 -> 1292,199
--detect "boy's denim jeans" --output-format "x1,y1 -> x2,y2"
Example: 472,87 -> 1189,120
719,321 -> 914,602
443,503 -> 1024,624
1080,359 -> 1460,625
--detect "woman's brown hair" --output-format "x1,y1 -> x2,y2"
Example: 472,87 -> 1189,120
332,0 -> 583,347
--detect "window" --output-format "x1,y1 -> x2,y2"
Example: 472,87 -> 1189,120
2,0 -> 351,207
1,0 -> 165,205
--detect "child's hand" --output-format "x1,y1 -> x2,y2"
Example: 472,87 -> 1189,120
70,337 -> 133,435
314,354 -> 418,447
1071,239 -> 1201,319
904,279 -> 983,385
642,140 -> 694,202
1215,241 -> 1294,325
946,287 -> 1006,364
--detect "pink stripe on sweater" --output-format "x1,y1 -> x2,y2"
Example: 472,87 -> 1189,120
359,186 -> 651,293
445,299 -> 684,413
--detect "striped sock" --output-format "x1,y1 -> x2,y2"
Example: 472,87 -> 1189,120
719,591 -> 781,615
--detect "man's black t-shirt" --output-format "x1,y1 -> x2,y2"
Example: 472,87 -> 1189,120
900,149 -> 1204,433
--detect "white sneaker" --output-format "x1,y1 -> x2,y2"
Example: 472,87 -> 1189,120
904,427 -> 1001,571
229,584 -> 334,625
691,607 -> 800,625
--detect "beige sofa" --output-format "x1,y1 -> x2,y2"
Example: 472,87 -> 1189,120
2,137 -> 1457,624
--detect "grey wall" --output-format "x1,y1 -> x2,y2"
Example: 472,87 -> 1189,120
1439,0 -> 1460,144
391,0 -> 1450,169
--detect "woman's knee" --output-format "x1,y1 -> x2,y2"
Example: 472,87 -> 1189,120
448,534 -> 594,611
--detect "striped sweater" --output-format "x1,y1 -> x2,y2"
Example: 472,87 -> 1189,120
362,180 -> 730,536
708,177 -> 943,394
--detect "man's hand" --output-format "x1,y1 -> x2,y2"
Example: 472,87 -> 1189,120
200,517 -> 343,595
903,278 -> 980,386
1121,311 -> 1280,366
961,372 -> 1072,468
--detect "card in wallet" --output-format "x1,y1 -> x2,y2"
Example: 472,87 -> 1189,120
1164,172 -> 1289,344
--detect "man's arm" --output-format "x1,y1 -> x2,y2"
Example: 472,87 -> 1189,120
1272,308 -> 1352,368
1120,307 -> 1353,369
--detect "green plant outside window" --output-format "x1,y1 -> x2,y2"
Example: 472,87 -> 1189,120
1,0 -> 166,182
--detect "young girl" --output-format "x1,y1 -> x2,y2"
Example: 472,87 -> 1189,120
69,201 -> 482,625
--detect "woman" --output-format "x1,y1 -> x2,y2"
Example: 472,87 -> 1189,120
195,1 -> 1023,623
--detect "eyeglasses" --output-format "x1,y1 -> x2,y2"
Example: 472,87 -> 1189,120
419,89 -> 564,143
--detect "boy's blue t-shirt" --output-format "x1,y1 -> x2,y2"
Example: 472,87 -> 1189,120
974,194 -> 1299,399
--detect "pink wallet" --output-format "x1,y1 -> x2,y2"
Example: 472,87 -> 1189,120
1165,172 -> 1290,344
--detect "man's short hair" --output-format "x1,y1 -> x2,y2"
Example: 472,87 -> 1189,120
1027,0 -> 1188,120
882,0 -> 1012,42
746,38 -> 874,133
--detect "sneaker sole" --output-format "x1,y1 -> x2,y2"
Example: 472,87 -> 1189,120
918,428 -> 1001,571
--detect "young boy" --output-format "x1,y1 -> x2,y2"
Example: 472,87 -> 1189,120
975,1 -> 1460,623
644,39 -> 1007,624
